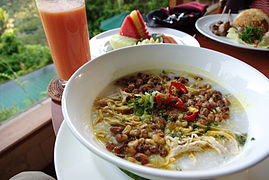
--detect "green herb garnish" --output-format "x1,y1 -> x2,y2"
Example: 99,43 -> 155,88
166,115 -> 174,121
170,131 -> 182,138
162,70 -> 167,74
214,134 -> 225,139
239,25 -> 265,43
236,133 -> 248,146
128,92 -> 155,116
120,117 -> 126,122
177,113 -> 184,121
151,33 -> 163,42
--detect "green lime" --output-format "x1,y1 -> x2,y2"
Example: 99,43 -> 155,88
109,34 -> 138,50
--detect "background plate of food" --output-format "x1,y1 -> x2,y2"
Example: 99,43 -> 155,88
195,9 -> 269,51
90,27 -> 200,58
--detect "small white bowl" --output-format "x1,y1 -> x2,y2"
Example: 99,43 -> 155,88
62,44 -> 269,180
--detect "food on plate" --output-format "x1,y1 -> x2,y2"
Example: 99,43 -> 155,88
227,8 -> 269,48
109,34 -> 138,50
227,25 -> 267,46
211,20 -> 231,36
109,10 -> 177,50
92,70 -> 248,170
211,8 -> 269,48
211,9 -> 231,36
232,9 -> 269,32
120,10 -> 150,39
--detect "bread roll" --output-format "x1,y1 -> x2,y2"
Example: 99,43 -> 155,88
232,9 -> 269,31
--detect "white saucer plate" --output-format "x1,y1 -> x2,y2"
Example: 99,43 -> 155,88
90,27 -> 200,58
195,14 -> 269,52
55,121 -> 269,180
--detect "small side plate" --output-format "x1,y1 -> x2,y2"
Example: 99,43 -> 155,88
90,27 -> 200,58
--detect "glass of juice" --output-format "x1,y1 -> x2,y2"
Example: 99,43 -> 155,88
35,0 -> 91,83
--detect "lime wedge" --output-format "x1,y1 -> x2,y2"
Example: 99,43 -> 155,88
109,34 -> 138,50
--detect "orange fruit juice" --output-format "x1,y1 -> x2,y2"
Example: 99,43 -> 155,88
39,2 -> 90,80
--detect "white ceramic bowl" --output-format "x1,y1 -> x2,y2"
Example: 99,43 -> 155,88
62,44 -> 269,180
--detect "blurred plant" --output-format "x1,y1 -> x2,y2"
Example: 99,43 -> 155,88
117,0 -> 124,8
0,72 -> 26,87
0,94 -> 47,122
0,8 -> 8,34
23,98 -> 37,108
0,30 -> 21,55
0,43 -> 52,83
0,105 -> 20,122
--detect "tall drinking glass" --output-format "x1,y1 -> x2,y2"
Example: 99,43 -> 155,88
35,0 -> 91,84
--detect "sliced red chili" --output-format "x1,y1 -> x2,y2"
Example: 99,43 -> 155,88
166,96 -> 183,104
175,104 -> 187,110
155,95 -> 163,105
155,94 -> 185,110
169,81 -> 188,95
183,111 -> 198,121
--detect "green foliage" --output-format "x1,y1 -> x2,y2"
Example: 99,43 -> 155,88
18,17 -> 40,34
0,96 -> 45,122
0,8 -> 8,34
86,0 -> 121,37
13,44 -> 52,70
0,0 -> 46,45
0,105 -> 20,122
0,72 -> 26,87
0,30 -> 21,55
0,2 -> 52,83
19,27 -> 48,45
0,44 -> 52,82
121,0 -> 168,13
